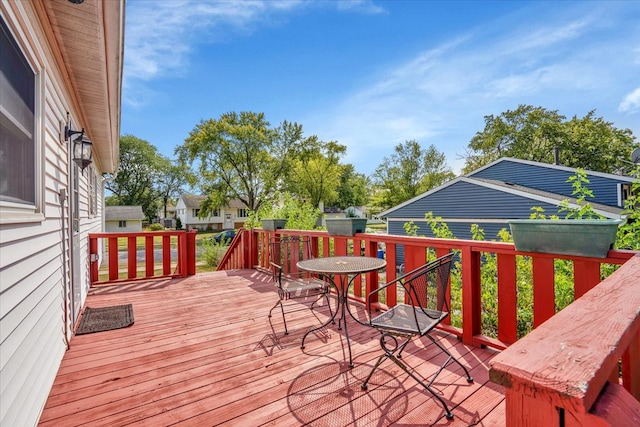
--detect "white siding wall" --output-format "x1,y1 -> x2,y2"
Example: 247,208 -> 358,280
105,220 -> 142,233
0,2 -> 104,425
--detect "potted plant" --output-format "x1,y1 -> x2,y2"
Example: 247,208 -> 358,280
262,218 -> 287,231
508,169 -> 623,258
259,197 -> 287,231
508,218 -> 622,258
326,209 -> 368,236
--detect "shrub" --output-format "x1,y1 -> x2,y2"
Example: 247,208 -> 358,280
148,223 -> 164,231
201,238 -> 226,268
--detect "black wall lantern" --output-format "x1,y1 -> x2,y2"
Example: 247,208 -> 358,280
65,124 -> 93,170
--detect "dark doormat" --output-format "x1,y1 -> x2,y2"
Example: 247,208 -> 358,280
76,304 -> 134,335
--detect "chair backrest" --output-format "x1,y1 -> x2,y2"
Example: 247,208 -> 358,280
269,235 -> 314,281
402,253 -> 454,315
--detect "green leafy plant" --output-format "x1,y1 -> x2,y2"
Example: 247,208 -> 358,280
558,168 -> 604,219
245,192 -> 322,231
200,238 -> 227,268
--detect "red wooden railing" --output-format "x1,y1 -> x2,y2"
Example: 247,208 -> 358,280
490,254 -> 640,426
218,228 -> 636,350
89,230 -> 197,285
218,228 -> 640,424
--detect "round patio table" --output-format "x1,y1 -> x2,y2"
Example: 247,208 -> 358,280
297,256 -> 387,367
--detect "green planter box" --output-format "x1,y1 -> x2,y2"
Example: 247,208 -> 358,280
508,219 -> 622,258
326,218 -> 368,236
262,219 -> 286,231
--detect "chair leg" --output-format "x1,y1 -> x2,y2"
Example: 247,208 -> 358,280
426,334 -> 474,383
386,353 -> 454,420
361,353 -> 389,390
361,333 -> 455,420
268,299 -> 289,335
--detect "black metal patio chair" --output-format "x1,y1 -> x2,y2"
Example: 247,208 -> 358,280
268,235 -> 333,335
361,252 -> 473,420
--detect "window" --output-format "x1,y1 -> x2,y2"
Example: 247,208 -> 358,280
237,208 -> 248,218
620,183 -> 638,209
118,220 -> 127,228
192,208 -> 200,217
0,17 -> 36,208
211,209 -> 220,217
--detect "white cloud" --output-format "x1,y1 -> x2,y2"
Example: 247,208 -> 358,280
619,87 -> 640,113
303,4 -> 640,174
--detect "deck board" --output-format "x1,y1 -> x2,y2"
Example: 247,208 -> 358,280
39,270 -> 504,426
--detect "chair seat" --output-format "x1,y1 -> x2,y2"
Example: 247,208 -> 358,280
281,278 -> 328,299
370,303 -> 447,335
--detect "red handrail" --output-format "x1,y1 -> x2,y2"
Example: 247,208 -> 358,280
218,228 -> 636,350
89,230 -> 197,285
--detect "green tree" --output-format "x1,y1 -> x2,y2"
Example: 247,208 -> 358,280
287,140 -> 345,208
176,112 -> 312,216
334,164 -> 370,209
105,134 -> 164,220
371,140 -> 454,209
156,159 -> 188,219
463,105 -> 637,174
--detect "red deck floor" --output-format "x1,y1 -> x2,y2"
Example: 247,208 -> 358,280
39,270 -> 505,426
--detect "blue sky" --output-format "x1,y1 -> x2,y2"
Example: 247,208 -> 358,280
121,0 -> 640,176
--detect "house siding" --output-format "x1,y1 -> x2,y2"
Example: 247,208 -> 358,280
469,159 -> 629,207
0,3 -> 108,426
388,180 -> 564,219
105,220 -> 143,232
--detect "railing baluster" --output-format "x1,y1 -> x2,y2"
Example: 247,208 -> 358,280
108,237 -> 118,281
532,257 -> 555,327
145,235 -> 154,277
127,236 -> 137,279
89,231 -> 196,286
573,260 -> 601,298
497,253 -> 518,344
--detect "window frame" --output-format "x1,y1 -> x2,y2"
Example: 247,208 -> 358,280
0,14 -> 44,224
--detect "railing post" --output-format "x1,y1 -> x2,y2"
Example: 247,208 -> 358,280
89,235 -> 98,284
461,246 -> 481,345
145,235 -> 154,277
186,229 -> 197,275
108,237 -> 118,281
497,253 -> 518,344
127,236 -> 137,279
532,257 -> 555,327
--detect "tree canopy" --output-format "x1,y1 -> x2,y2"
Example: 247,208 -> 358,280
334,164 -> 370,209
176,111 -> 317,216
462,105 -> 638,174
287,139 -> 346,208
370,140 -> 454,210
105,135 -> 166,220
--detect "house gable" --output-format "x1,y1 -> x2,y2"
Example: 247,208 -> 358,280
468,158 -> 635,208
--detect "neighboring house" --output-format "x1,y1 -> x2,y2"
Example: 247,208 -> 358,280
345,206 -> 370,219
156,203 -> 176,228
175,195 -> 250,231
380,158 -> 633,264
0,2 -> 124,426
323,206 -> 345,220
105,206 -> 145,232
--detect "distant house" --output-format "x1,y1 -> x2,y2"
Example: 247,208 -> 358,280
345,206 -> 370,219
175,195 -> 250,231
156,204 -> 176,228
105,206 -> 145,232
380,158 -> 633,263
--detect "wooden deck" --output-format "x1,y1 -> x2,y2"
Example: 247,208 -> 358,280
39,270 -> 505,426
